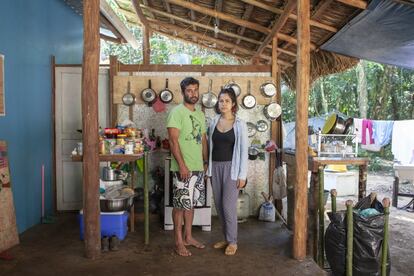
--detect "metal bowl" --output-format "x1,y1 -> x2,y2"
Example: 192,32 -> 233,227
100,196 -> 134,212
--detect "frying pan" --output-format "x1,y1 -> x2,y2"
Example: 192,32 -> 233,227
201,79 -> 217,109
122,81 -> 135,106
247,122 -> 257,137
141,79 -> 157,105
256,120 -> 269,132
242,80 -> 256,109
159,78 -> 174,104
263,102 -> 282,121
224,79 -> 241,97
260,81 -> 277,98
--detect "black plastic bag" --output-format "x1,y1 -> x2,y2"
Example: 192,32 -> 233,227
325,195 -> 391,276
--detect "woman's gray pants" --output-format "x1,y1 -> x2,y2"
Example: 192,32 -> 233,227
211,161 -> 238,245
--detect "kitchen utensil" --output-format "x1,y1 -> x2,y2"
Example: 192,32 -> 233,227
263,102 -> 282,121
260,81 -> 277,97
122,81 -> 135,106
100,196 -> 134,212
201,79 -> 217,108
247,122 -> 257,137
242,80 -> 256,109
248,146 -> 259,160
159,78 -> 174,103
322,114 -> 353,134
141,79 -> 157,105
103,166 -> 120,181
237,189 -> 250,223
224,79 -> 241,97
256,120 -> 269,132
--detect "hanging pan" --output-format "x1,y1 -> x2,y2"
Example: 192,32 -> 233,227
159,78 -> 174,104
122,81 -> 135,106
141,79 -> 157,106
224,79 -> 241,97
260,81 -> 277,98
263,102 -> 282,121
201,79 -> 217,109
256,120 -> 269,132
242,80 -> 256,109
247,122 -> 257,138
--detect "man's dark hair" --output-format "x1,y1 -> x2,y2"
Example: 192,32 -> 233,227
180,77 -> 199,93
215,87 -> 239,114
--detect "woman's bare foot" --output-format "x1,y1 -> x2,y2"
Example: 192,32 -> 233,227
213,241 -> 228,249
184,237 -> 205,249
175,244 -> 191,256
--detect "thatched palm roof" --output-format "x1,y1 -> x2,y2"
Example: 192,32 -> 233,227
65,0 -> 367,87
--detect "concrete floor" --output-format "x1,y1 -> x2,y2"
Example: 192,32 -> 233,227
0,213 -> 324,276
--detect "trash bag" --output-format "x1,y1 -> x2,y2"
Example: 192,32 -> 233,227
325,195 -> 391,276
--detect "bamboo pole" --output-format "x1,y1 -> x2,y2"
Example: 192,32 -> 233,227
346,200 -> 354,276
293,0 -> 310,261
381,197 -> 390,276
318,167 -> 325,267
144,152 -> 149,245
331,189 -> 337,213
82,0 -> 101,259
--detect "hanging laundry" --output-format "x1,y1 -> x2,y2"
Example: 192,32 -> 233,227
361,119 -> 375,145
392,120 -> 414,164
353,118 -> 363,142
373,120 -> 394,147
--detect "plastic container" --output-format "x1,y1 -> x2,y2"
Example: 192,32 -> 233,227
78,210 -> 129,240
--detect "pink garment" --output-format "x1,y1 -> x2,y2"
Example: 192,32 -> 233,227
361,119 -> 375,145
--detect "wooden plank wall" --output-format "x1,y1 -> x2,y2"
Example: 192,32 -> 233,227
113,76 -> 276,105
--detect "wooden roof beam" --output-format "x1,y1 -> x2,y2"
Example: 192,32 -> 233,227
162,1 -> 175,25
336,0 -> 368,9
254,0 -> 297,57
311,0 -> 334,18
189,1 -> 198,42
131,0 -> 150,27
100,0 -> 140,49
214,0 -> 223,39
147,19 -> 292,67
234,4 -> 254,51
240,0 -> 337,32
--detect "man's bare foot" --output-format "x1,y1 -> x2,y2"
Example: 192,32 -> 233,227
175,244 -> 191,256
184,237 -> 205,249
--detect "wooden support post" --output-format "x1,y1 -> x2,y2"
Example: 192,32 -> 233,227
318,167 -> 325,267
331,189 -> 337,213
129,161 -> 135,232
346,200 -> 354,276
109,55 -> 119,127
308,171 -> 319,260
143,26 -> 150,65
381,197 -> 390,276
358,164 -> 367,200
144,152 -> 149,245
293,0 -> 310,261
392,176 -> 399,207
82,0 -> 101,259
269,36 -> 278,197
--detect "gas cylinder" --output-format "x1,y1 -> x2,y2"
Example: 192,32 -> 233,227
237,189 -> 250,223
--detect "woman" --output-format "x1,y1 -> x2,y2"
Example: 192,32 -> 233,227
207,87 -> 249,256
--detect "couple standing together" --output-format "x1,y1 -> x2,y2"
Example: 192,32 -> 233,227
166,77 -> 249,257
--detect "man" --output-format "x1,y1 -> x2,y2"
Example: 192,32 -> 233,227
166,77 -> 208,257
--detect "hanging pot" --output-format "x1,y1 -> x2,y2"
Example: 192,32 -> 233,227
141,79 -> 157,106
248,147 -> 259,160
260,81 -> 277,98
242,80 -> 256,109
159,78 -> 174,104
122,81 -> 135,106
247,122 -> 257,138
201,79 -> 217,109
224,80 -> 241,97
263,102 -> 282,121
256,120 -> 269,132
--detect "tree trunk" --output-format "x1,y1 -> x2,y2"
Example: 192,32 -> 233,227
320,77 -> 328,115
372,65 -> 395,120
356,61 -> 368,118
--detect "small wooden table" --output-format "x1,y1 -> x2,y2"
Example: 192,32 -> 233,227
283,150 -> 369,266
72,152 -> 150,245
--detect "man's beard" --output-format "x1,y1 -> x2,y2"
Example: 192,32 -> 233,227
184,94 -> 199,104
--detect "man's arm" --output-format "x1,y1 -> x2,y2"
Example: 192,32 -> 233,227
168,127 -> 190,181
202,133 -> 208,173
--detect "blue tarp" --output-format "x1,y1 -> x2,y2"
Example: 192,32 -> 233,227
321,0 -> 414,69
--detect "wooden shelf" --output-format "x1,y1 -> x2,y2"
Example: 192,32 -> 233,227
71,154 -> 144,162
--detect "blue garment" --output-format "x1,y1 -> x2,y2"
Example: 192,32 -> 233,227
207,115 -> 249,181
373,120 -> 394,147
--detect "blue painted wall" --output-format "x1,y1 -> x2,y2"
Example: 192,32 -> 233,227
0,0 -> 83,233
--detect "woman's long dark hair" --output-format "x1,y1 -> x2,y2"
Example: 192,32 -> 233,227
214,87 -> 238,114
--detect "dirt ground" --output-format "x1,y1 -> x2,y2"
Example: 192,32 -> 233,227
327,172 -> 414,276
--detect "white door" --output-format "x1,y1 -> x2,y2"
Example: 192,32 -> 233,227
55,67 -> 109,210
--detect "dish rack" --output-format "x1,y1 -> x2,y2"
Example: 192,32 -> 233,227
315,132 -> 358,157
